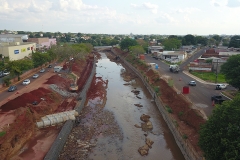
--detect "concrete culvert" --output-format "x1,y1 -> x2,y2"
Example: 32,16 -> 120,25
36,110 -> 79,128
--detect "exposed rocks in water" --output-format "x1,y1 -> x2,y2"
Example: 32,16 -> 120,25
141,121 -> 153,131
123,83 -> 131,85
134,104 -> 143,107
138,144 -> 149,156
131,90 -> 140,95
136,96 -> 142,99
140,114 -> 151,122
134,124 -> 141,128
138,137 -> 154,156
145,138 -> 154,148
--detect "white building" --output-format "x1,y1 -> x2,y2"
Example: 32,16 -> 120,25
0,34 -> 36,61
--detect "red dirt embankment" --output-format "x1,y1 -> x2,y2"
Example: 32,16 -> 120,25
0,55 -> 94,160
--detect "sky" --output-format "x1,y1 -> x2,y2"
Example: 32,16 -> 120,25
0,0 -> 240,35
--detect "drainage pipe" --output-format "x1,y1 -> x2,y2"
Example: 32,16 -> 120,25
36,110 -> 78,128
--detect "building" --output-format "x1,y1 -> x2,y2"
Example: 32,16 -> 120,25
0,34 -> 36,61
27,38 -> 56,50
0,42 -> 36,61
148,46 -> 164,53
162,51 -> 187,61
0,34 -> 28,43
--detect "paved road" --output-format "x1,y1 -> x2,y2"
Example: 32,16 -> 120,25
144,49 -> 230,117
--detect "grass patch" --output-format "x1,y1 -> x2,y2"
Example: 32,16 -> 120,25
190,71 -> 226,83
182,134 -> 188,140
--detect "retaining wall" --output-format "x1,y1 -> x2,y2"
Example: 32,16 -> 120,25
44,56 -> 96,160
111,48 -> 203,160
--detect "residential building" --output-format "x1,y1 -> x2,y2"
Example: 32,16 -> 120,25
27,37 -> 56,50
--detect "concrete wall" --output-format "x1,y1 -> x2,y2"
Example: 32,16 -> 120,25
44,56 -> 96,160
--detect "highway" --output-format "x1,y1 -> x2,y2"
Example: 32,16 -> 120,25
144,48 -> 231,117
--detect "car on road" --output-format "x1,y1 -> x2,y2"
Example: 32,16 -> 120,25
188,81 -> 196,86
3,70 -> 10,76
22,79 -> 31,85
48,65 -> 52,68
216,84 -> 227,90
211,95 -> 226,104
39,69 -> 45,73
32,74 -> 39,79
8,85 -> 17,92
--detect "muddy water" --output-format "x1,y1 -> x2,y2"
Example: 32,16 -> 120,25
88,52 -> 185,160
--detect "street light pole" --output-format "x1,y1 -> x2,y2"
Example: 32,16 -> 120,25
215,59 -> 219,84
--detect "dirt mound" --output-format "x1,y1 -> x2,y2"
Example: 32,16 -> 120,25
0,107 -> 35,160
45,74 -> 70,89
77,60 -> 93,91
0,88 -> 57,112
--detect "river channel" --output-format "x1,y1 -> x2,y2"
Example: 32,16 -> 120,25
83,53 -> 184,160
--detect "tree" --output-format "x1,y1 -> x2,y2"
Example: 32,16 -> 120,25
221,54 -> 240,90
182,34 -> 196,45
199,94 -> 240,160
162,38 -> 181,50
32,52 -> 50,68
196,36 -> 208,46
228,36 -> 240,48
120,38 -> 137,51
7,59 -> 33,80
129,45 -> 145,56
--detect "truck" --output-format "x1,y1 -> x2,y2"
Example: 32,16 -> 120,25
69,83 -> 78,92
152,52 -> 162,60
211,95 -> 226,104
169,64 -> 180,73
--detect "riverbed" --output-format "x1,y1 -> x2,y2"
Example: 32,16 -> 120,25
59,52 -> 185,160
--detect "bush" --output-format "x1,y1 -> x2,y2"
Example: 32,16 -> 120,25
3,77 -> 11,87
166,105 -> 173,113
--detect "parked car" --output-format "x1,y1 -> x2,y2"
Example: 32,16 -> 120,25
32,101 -> 38,105
48,65 -> 52,68
32,74 -> 39,79
22,79 -> 31,85
216,84 -> 227,90
188,81 -> 196,86
211,95 -> 226,104
39,69 -> 45,73
3,70 -> 10,76
8,85 -> 17,92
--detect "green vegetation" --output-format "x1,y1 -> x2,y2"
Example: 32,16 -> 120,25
120,38 -> 138,51
0,131 -> 6,137
190,71 -> 226,83
182,134 -> 188,140
165,105 -> 173,113
221,54 -> 240,90
3,77 -> 11,87
162,38 -> 181,50
199,94 -> 240,160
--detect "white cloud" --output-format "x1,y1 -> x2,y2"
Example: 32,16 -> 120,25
156,13 -> 178,24
174,7 -> 201,14
227,0 -> 240,7
131,2 -> 158,14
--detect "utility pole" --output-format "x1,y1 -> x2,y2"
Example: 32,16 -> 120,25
215,59 -> 219,83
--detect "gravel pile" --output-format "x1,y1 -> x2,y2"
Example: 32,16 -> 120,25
49,84 -> 78,97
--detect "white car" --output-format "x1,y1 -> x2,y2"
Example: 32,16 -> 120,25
3,70 -> 10,76
22,79 -> 31,85
216,84 -> 227,90
39,69 -> 45,73
32,74 -> 39,79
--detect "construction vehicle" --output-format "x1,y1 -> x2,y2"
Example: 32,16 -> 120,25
69,83 -> 78,92
169,64 -> 180,73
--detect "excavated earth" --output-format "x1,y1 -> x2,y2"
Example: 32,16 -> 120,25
0,54 -> 94,160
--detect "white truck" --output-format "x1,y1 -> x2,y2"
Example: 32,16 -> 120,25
169,64 -> 180,73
